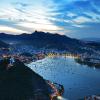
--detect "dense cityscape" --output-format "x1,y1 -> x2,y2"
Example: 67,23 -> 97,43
0,43 -> 100,68
0,42 -> 100,100
0,0 -> 100,100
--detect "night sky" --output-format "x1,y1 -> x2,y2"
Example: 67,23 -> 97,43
0,0 -> 100,38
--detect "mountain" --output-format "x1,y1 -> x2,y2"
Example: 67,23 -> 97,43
0,59 -> 51,100
86,42 -> 100,50
0,40 -> 9,48
0,33 -> 28,44
82,38 -> 100,43
0,31 -> 85,52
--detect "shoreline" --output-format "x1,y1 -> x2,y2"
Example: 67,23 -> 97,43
75,58 -> 100,68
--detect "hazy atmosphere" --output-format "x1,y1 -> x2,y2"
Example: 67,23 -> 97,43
0,0 -> 100,38
0,1 -> 100,100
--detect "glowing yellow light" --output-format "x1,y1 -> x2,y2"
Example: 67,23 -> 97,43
57,96 -> 63,100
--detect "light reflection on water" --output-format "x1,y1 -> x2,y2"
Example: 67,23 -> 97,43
28,57 -> 100,100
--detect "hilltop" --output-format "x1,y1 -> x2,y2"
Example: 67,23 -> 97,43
0,31 -> 85,52
0,58 -> 51,100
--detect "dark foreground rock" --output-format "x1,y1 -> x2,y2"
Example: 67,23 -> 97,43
0,59 -> 50,100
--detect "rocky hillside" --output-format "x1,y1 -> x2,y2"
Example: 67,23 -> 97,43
0,59 -> 51,100
0,31 -> 85,52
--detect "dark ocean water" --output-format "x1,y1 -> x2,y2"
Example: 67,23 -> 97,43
28,57 -> 100,100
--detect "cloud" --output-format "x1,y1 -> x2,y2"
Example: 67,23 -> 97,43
13,2 -> 30,7
72,16 -> 92,24
0,0 -> 100,38
16,22 -> 63,34
0,25 -> 28,34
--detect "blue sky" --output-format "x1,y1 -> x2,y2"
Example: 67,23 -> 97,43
0,0 -> 100,38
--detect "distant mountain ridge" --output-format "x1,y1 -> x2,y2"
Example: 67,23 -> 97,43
0,31 -> 85,52
82,38 -> 100,43
0,40 -> 9,48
